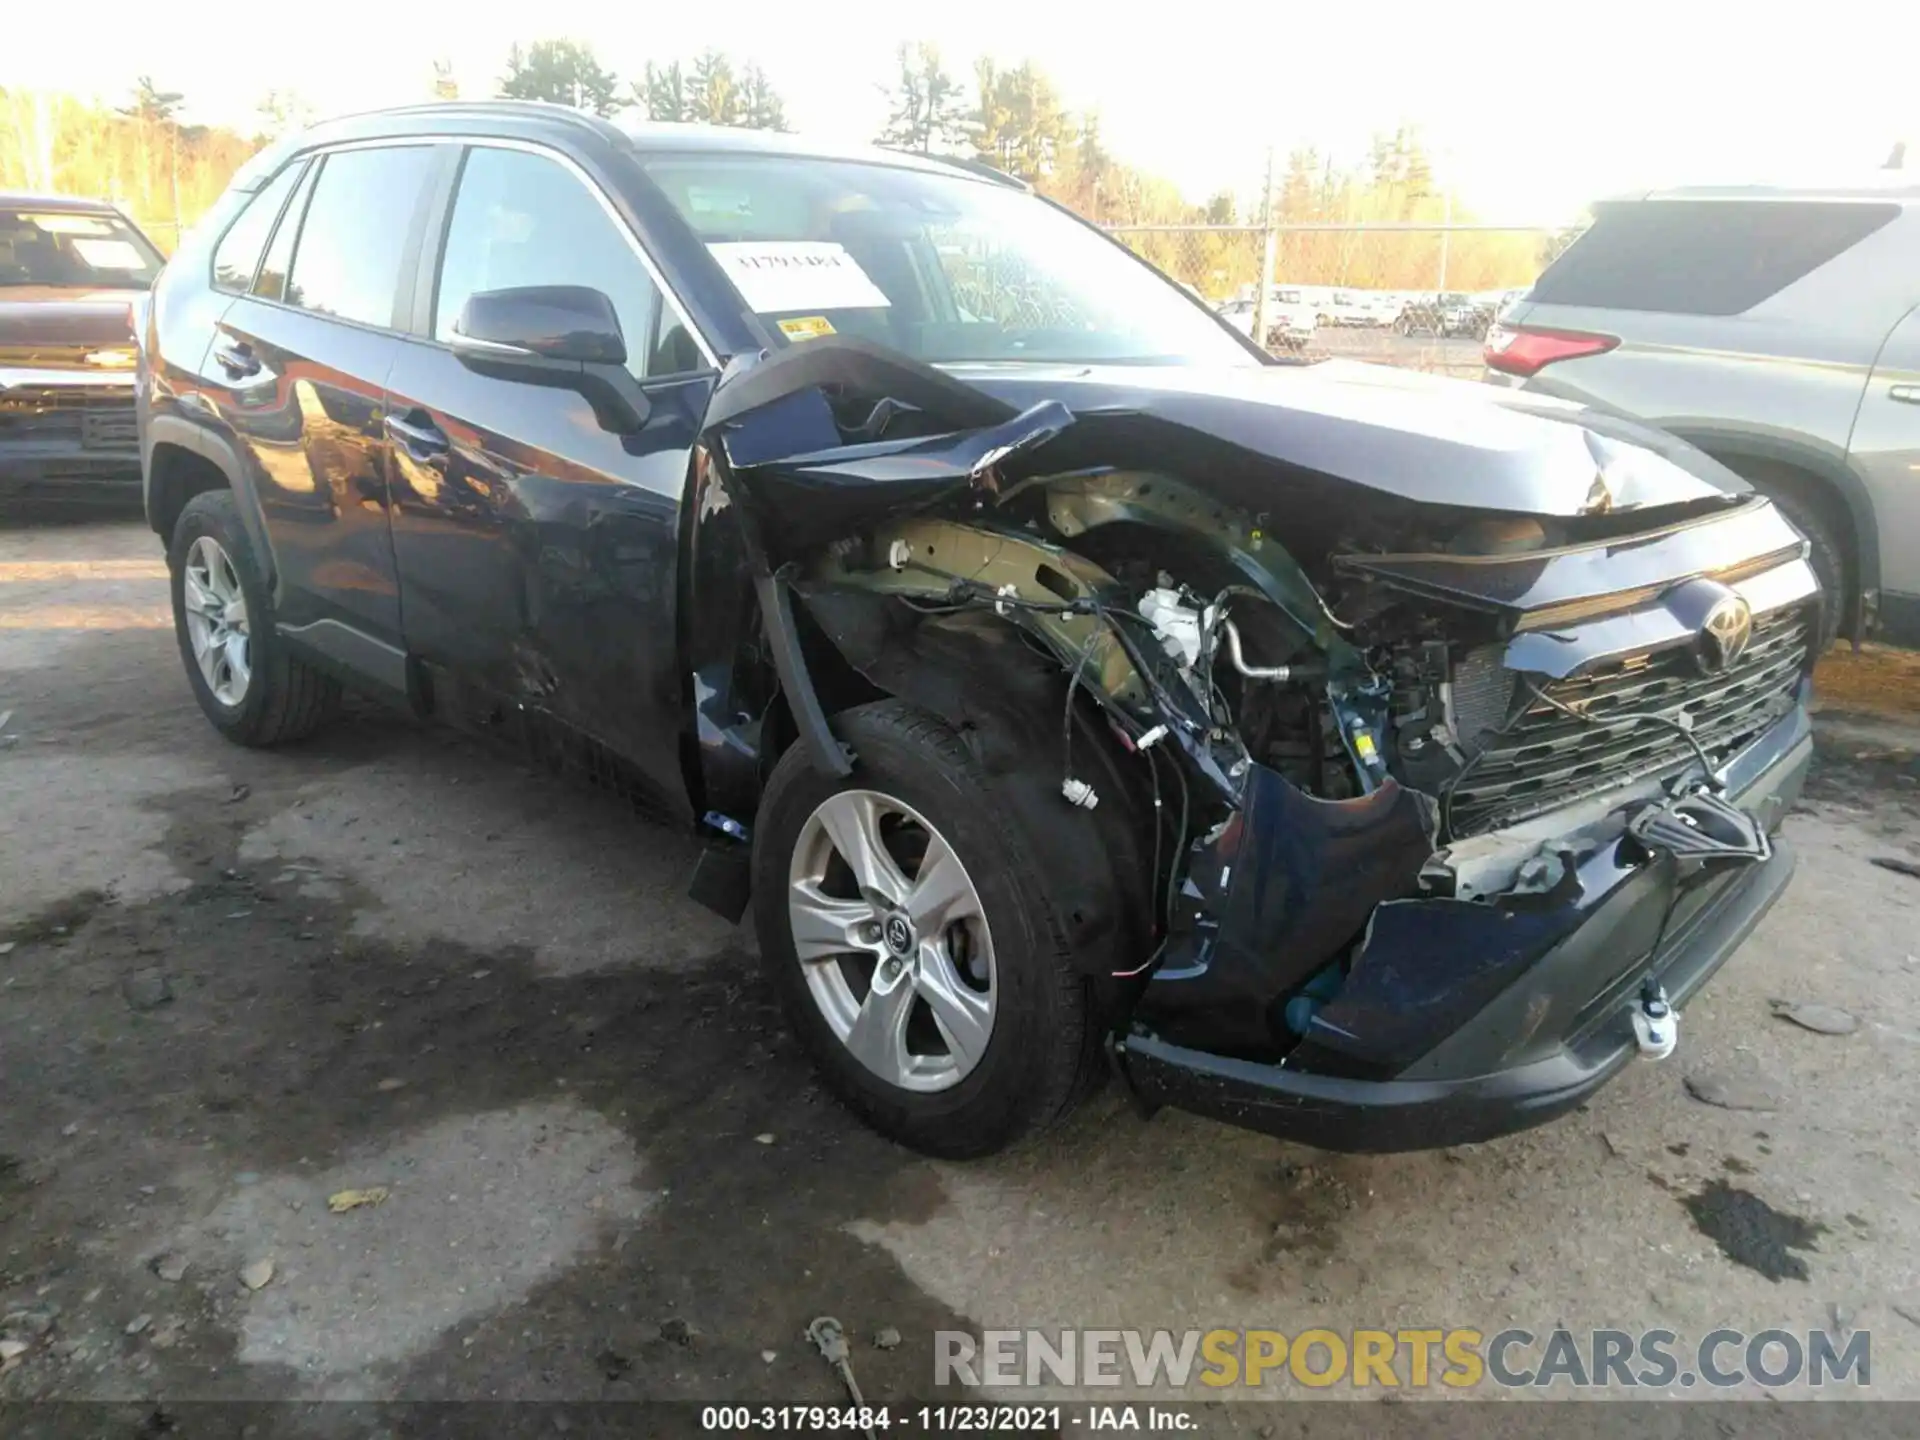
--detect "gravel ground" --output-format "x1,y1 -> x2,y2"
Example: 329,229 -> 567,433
2,518 -> 1919,1422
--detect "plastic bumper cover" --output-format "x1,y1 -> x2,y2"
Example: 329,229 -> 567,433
1115,713 -> 1812,1153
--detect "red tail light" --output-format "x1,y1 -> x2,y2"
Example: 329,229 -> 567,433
1484,324 -> 1619,378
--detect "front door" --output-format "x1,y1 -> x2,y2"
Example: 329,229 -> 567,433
201,144 -> 441,667
383,142 -> 716,815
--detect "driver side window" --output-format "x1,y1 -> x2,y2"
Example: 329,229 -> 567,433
434,147 -> 672,379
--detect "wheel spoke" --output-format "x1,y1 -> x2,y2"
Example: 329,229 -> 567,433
789,879 -> 876,962
211,552 -> 241,604
916,945 -> 993,1071
183,569 -> 217,617
224,592 -> 249,633
843,965 -> 916,1081
224,633 -> 251,691
813,792 -> 910,907
904,832 -> 976,936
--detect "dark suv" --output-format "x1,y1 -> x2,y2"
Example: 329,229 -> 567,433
2,193 -> 163,506
142,103 -> 1818,1160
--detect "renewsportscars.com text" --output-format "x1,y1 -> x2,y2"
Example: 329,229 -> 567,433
935,1327 -> 1871,1390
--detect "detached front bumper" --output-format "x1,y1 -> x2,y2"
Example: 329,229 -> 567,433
1115,703 -> 1812,1153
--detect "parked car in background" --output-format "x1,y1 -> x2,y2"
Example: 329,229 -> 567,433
1318,291 -> 1381,327
1,193 -> 163,507
1217,291 -> 1318,350
143,104 -> 1816,1163
1487,178 -> 1920,647
1265,288 -> 1319,349
1394,291 -> 1480,338
1363,293 -> 1403,327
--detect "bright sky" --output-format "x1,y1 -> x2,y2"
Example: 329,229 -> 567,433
6,1 -> 1912,223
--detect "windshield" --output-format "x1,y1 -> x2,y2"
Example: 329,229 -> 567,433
0,208 -> 164,290
640,153 -> 1256,366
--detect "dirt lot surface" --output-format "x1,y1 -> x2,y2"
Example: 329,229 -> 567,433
3,519 -> 1919,1421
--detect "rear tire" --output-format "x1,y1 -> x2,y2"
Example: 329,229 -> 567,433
169,490 -> 341,746
752,700 -> 1103,1158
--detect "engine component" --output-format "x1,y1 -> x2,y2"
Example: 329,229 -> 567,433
1222,618 -> 1321,682
1139,587 -> 1204,668
1060,777 -> 1100,809
1445,643 -> 1515,751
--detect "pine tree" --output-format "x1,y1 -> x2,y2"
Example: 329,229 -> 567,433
970,60 -> 1072,183
739,65 -> 789,132
498,39 -> 621,117
119,78 -> 184,125
688,51 -> 739,126
874,43 -> 966,155
639,61 -> 691,122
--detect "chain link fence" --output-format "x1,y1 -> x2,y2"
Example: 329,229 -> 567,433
1105,223 -> 1570,378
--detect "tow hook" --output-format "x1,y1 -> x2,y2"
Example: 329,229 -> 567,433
1631,983 -> 1678,1060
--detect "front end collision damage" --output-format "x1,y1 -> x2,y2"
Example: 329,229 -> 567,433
686,336 -> 1820,1149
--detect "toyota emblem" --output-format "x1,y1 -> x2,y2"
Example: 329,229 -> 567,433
1698,594 -> 1753,673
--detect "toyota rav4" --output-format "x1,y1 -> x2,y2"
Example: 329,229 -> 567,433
140,104 -> 1817,1159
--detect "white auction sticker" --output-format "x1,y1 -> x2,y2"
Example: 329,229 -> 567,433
706,241 -> 891,313
71,238 -> 148,271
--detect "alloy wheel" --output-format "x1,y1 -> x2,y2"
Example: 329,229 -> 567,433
787,789 -> 997,1093
182,535 -> 252,707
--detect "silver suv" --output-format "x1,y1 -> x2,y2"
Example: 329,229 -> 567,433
1485,178 -> 1920,648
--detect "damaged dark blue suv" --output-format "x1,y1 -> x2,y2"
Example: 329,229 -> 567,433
140,103 -> 1816,1158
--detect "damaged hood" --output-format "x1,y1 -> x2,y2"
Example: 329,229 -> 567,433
948,359 -> 1746,517
702,338 -> 1747,552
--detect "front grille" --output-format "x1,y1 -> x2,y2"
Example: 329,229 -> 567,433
1446,605 -> 1810,837
80,407 -> 137,448
0,383 -> 136,450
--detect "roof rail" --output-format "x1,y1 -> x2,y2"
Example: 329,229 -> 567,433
881,148 -> 1029,191
302,99 -> 621,142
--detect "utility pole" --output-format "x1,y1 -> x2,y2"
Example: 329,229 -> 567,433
1253,146 -> 1277,352
1437,184 -> 1453,293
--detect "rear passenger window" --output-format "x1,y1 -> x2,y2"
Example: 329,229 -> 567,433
284,147 -> 434,327
253,161 -> 317,303
1531,199 -> 1898,315
434,146 -> 674,377
211,163 -> 303,293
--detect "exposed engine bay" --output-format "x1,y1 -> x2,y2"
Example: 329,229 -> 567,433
690,336 -> 1819,1112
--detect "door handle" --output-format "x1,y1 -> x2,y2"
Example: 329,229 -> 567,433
1890,383 -> 1920,405
384,411 -> 449,459
212,338 -> 259,378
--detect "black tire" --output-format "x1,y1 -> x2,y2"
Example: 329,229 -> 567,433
751,700 -> 1103,1158
169,490 -> 341,746
1724,465 -> 1848,651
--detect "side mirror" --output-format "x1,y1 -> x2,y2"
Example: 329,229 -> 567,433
450,285 -> 650,434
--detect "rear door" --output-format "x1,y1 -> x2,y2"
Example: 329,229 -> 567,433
1848,304 -> 1920,623
382,141 -> 717,815
201,143 -> 441,686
